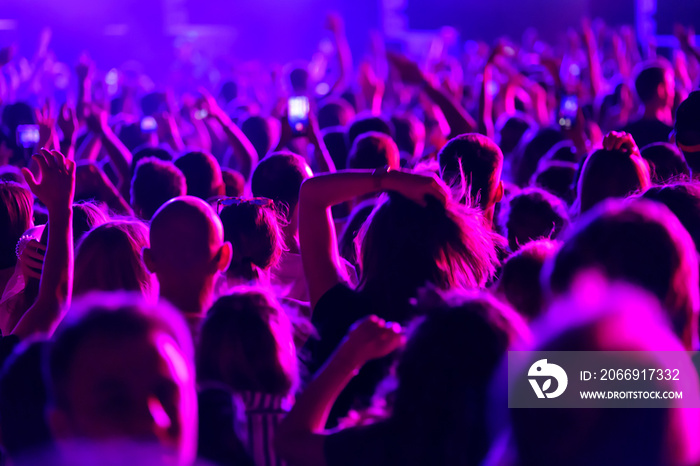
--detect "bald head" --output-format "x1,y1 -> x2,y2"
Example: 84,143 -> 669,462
147,196 -> 227,272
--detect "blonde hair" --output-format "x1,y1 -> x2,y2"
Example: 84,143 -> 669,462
74,220 -> 154,299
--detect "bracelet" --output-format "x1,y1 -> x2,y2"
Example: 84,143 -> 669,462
15,234 -> 36,260
372,165 -> 391,191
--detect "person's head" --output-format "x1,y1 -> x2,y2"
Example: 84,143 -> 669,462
251,152 -> 312,225
288,67 -> 309,94
321,127 -> 350,171
0,340 -> 52,461
640,142 -> 689,183
1,102 -> 34,133
131,146 -> 174,176
143,197 -> 232,312
641,183 -> 700,253
496,239 -> 559,320
391,114 -> 426,161
221,168 -> 245,197
674,91 -> 700,176
131,157 -> 188,221
507,278 -> 700,466
0,182 -> 33,270
118,122 -> 152,153
391,289 -> 527,465
356,193 -> 498,313
75,220 -> 154,300
72,202 -> 110,244
218,199 -> 284,283
512,127 -> 565,187
438,133 -> 504,213
545,199 -> 699,348
577,147 -> 651,214
531,161 -> 577,205
241,116 -> 275,159
198,288 -> 297,397
500,187 -> 569,251
347,115 -> 393,147
539,140 -> 578,164
218,81 -> 238,105
0,128 -> 15,166
495,112 -> 536,156
318,98 -> 355,129
347,131 -> 400,170
174,151 -> 224,201
0,165 -> 24,183
634,62 -> 675,109
46,294 -> 197,465
140,92 -> 167,117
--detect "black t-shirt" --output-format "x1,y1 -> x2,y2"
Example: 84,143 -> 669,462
621,118 -> 673,149
197,386 -> 254,466
305,284 -> 410,426
324,422 -> 400,466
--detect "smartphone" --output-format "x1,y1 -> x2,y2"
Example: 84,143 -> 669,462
16,125 -> 40,148
288,96 -> 310,134
558,95 -> 578,130
194,109 -> 208,120
140,116 -> 158,133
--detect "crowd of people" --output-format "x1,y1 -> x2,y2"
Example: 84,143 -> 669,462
0,11 -> 699,466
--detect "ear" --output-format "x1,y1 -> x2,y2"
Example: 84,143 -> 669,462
142,247 -> 157,274
47,407 -> 73,440
657,83 -> 667,100
216,242 -> 233,273
495,180 -> 504,203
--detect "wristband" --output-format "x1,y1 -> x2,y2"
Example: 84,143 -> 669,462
372,165 -> 391,190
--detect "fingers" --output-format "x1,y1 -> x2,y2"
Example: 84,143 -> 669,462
20,167 -> 38,191
38,148 -> 57,169
20,263 -> 42,280
22,240 -> 46,259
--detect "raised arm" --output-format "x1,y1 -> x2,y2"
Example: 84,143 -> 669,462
14,149 -> 75,338
57,103 -> 78,160
201,89 -> 258,180
75,57 -> 93,123
306,111 -> 336,173
275,315 -> 403,466
582,19 -> 603,100
326,13 -> 353,95
299,169 -> 448,308
85,104 -> 133,194
388,52 -> 476,136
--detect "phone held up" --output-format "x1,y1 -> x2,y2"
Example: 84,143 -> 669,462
288,96 -> 310,135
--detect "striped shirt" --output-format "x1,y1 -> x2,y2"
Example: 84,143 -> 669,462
241,391 -> 293,466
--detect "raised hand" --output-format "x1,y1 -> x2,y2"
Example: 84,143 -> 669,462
21,149 -> 75,212
339,315 -> 405,366
198,87 -> 225,121
18,239 -> 45,280
84,102 -> 108,135
325,12 -> 345,36
75,54 -> 94,82
387,52 -> 426,86
603,131 -> 641,157
384,170 -> 450,207
57,103 -> 78,142
35,100 -> 57,149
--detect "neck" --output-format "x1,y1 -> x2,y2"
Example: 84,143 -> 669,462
483,205 -> 495,228
159,277 -> 214,316
642,104 -> 672,126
